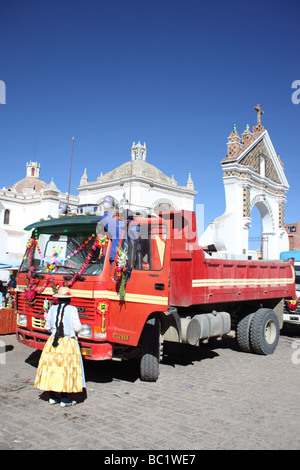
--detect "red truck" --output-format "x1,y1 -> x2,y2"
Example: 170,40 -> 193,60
16,209 -> 295,381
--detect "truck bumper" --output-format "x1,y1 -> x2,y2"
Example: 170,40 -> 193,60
283,313 -> 300,325
16,327 -> 113,361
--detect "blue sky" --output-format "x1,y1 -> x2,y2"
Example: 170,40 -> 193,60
0,0 -> 300,239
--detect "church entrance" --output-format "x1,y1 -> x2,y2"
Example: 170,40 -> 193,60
199,105 -> 289,260
248,201 -> 271,260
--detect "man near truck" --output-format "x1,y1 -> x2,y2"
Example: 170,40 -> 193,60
99,196 -> 125,262
99,195 -> 139,264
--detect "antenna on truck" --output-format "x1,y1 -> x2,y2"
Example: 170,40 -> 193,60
67,137 -> 75,213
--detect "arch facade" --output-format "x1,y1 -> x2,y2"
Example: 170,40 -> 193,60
199,112 -> 289,259
152,198 -> 177,214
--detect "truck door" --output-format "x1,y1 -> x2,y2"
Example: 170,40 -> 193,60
129,220 -> 169,302
108,220 -> 170,345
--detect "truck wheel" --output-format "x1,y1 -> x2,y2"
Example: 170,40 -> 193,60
250,308 -> 279,355
140,317 -> 161,382
236,313 -> 254,352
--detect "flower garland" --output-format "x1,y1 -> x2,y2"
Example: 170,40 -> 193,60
24,239 -> 53,303
23,233 -> 109,302
65,234 -> 109,288
33,228 -> 96,263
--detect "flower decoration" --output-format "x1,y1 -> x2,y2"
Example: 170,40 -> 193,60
42,298 -> 50,318
26,239 -> 34,249
24,288 -> 37,303
115,265 -> 123,281
66,237 -> 98,287
96,234 -> 109,259
115,242 -> 131,299
97,234 -> 109,247
96,299 -> 110,314
286,299 -> 299,312
96,299 -> 110,335
22,232 -> 110,302
117,243 -> 128,269
46,250 -> 63,274
66,236 -> 92,259
23,238 -> 52,304
34,229 -> 45,260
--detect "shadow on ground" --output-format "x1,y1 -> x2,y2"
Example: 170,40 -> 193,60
24,325 -> 300,387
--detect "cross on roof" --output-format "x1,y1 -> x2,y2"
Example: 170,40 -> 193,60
254,104 -> 264,126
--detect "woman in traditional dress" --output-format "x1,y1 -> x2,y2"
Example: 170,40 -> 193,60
34,286 -> 86,407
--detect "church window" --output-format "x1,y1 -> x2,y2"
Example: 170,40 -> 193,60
259,155 -> 265,177
3,209 -> 10,225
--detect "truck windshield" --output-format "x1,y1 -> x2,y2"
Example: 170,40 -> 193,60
20,229 -> 107,276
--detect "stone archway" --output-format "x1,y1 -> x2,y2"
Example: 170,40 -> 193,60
248,195 -> 275,259
199,106 -> 289,259
152,198 -> 177,214
250,194 -> 275,232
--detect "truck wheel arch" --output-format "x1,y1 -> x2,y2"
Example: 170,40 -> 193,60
159,308 -> 182,343
138,308 -> 181,345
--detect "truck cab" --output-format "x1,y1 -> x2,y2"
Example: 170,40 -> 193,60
16,212 -> 172,380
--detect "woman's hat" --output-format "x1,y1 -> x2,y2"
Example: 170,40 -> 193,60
53,286 -> 73,298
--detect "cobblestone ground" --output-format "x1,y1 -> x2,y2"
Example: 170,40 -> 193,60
0,325 -> 299,451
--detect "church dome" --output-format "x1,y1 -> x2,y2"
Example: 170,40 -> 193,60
8,177 -> 48,194
97,142 -> 177,186
98,159 -> 176,186
7,161 -> 48,194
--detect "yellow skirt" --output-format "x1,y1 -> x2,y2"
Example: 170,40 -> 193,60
34,336 -> 85,393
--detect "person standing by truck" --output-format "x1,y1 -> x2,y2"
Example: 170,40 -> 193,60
34,286 -> 86,407
101,196 -> 125,262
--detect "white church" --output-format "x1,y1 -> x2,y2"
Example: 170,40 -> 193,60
77,141 -> 196,215
0,161 -> 78,282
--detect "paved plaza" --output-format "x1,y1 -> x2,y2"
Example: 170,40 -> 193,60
0,326 -> 299,451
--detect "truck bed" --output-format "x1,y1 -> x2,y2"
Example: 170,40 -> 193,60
170,249 -> 295,307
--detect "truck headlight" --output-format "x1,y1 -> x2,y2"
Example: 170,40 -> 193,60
17,314 -> 27,327
78,324 -> 92,339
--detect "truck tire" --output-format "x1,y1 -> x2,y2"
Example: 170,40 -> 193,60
140,317 -> 161,382
250,308 -> 279,355
236,313 -> 254,352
